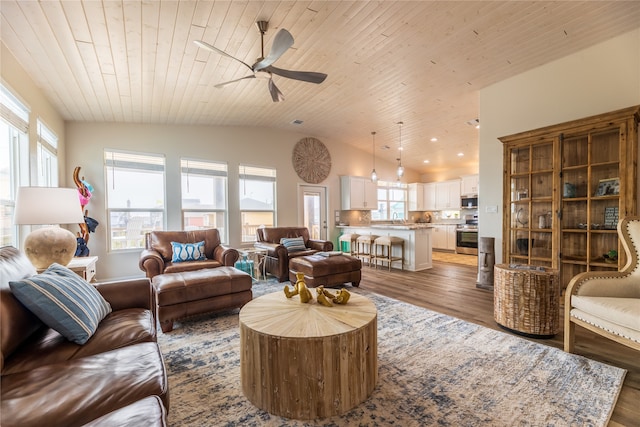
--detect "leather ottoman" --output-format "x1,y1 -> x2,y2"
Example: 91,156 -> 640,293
289,254 -> 362,288
152,266 -> 252,332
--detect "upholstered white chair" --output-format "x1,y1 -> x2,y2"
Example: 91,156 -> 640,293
564,216 -> 640,353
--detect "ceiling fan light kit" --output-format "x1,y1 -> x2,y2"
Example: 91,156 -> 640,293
194,21 -> 327,102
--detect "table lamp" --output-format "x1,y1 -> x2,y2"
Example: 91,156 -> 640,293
13,187 -> 85,269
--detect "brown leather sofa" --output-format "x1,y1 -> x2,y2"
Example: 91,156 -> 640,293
254,227 -> 333,282
0,246 -> 169,427
139,229 -> 239,279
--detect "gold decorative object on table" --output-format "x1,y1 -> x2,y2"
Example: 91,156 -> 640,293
283,272 -> 313,303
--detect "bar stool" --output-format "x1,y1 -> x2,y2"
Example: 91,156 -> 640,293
356,234 -> 378,267
373,236 -> 404,271
338,233 -> 359,256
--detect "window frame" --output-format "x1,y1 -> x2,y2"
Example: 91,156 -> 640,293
180,158 -> 229,243
239,164 -> 277,243
373,180 -> 407,221
36,119 -> 58,187
0,83 -> 30,247
104,149 -> 166,252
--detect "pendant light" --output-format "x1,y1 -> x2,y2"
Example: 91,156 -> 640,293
396,121 -> 404,178
370,131 -> 378,182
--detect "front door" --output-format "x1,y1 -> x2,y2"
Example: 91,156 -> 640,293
298,185 -> 328,240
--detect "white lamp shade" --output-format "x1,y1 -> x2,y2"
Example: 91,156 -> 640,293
14,187 -> 85,225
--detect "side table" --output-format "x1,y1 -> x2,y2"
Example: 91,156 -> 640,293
493,264 -> 559,338
242,248 -> 267,280
37,256 -> 98,282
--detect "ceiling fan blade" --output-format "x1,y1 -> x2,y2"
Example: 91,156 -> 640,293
194,40 -> 253,71
214,75 -> 256,88
268,78 -> 285,102
265,65 -> 327,84
253,29 -> 294,71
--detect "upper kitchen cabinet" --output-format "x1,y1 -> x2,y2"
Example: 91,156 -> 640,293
461,174 -> 479,196
435,180 -> 461,210
408,183 -> 425,211
424,183 -> 436,211
340,176 -> 378,210
500,105 -> 639,288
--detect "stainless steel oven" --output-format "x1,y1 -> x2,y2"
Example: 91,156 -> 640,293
456,228 -> 478,255
456,214 -> 478,255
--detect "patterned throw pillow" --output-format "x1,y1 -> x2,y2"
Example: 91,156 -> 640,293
280,236 -> 307,252
171,241 -> 206,262
9,263 -> 112,345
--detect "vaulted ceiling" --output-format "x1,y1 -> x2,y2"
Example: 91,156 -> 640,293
2,1 -> 639,175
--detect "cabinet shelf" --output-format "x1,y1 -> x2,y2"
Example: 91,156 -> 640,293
501,105 -> 639,288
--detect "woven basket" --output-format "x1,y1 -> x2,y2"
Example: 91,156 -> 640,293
493,264 -> 560,336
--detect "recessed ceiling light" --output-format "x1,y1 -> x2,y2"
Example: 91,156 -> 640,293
457,152 -> 464,157
423,160 -> 430,164
466,118 -> 479,127
430,137 -> 438,142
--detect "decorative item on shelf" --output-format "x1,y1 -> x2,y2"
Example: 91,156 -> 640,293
595,177 -> 620,196
516,207 -> 528,226
603,250 -> 618,264
604,207 -> 619,229
13,187 -> 85,269
517,188 -> 528,200
283,272 -> 312,303
516,238 -> 534,255
292,137 -> 331,184
370,131 -> 378,182
396,121 -> 404,178
563,182 -> 576,198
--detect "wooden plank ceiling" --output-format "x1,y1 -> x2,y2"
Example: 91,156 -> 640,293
2,1 -> 639,175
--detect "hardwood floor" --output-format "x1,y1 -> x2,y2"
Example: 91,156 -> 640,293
357,259 -> 640,427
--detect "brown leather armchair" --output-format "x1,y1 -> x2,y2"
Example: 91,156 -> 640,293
139,229 -> 239,279
254,227 -> 333,282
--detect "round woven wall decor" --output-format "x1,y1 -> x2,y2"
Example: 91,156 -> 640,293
292,137 -> 331,183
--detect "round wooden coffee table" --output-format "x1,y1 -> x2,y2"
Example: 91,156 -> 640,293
239,291 -> 377,419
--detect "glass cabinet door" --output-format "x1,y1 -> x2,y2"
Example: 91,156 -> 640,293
506,141 -> 554,267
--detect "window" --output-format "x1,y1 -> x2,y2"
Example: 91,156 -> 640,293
239,165 -> 276,242
105,150 -> 165,251
36,119 -> 58,187
372,181 -> 407,221
181,158 -> 228,242
0,84 -> 30,247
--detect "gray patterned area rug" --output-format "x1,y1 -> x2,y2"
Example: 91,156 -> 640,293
158,280 -> 626,427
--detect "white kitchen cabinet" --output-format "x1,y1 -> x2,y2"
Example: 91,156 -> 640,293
461,174 -> 479,196
340,176 -> 377,210
446,225 -> 457,250
431,225 -> 447,249
435,180 -> 461,210
432,224 -> 457,250
423,183 -> 436,210
408,183 -> 424,211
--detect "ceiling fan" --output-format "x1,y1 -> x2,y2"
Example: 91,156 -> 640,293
194,21 -> 327,102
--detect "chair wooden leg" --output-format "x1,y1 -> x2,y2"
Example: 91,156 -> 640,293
564,318 -> 575,353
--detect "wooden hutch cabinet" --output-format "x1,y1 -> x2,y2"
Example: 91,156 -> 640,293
500,106 -> 639,288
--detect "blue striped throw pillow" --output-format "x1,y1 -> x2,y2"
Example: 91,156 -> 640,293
171,241 -> 206,262
9,263 -> 112,345
281,236 -> 307,252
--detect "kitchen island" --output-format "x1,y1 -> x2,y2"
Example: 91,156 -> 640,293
337,224 -> 433,271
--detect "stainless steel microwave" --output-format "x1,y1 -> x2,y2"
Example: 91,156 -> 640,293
461,196 -> 478,209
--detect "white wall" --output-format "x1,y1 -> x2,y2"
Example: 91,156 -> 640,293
65,122 -> 416,280
479,29 -> 640,263
1,42 -> 66,185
